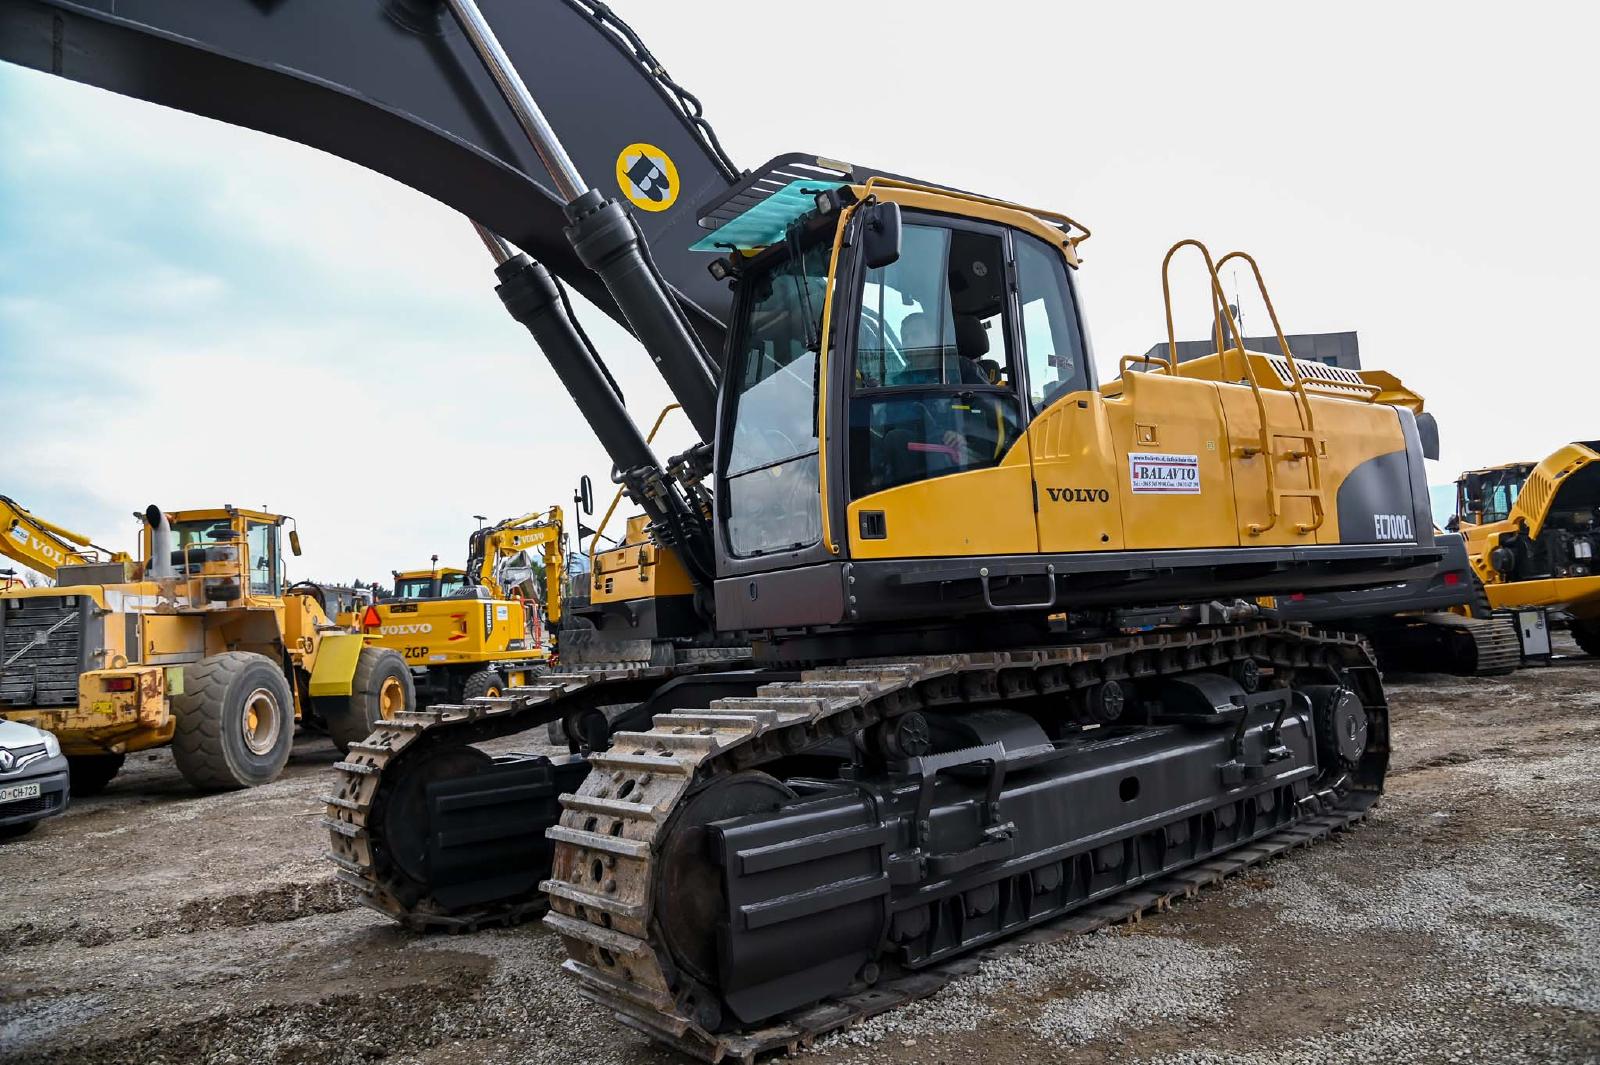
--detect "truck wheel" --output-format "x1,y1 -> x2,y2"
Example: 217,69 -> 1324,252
171,652 -> 295,790
461,669 -> 506,701
1573,619 -> 1600,658
67,753 -> 126,796
323,648 -> 414,755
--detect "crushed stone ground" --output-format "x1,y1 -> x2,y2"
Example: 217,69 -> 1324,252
2,638 -> 1595,1065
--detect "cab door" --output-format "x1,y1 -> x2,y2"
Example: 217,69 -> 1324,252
844,216 -> 1038,559
1011,232 -> 1124,554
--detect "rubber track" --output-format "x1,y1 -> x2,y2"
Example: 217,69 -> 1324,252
320,646 -> 752,928
541,622 -> 1384,1061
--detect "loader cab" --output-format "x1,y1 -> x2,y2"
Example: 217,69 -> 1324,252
708,166 -> 1093,623
1456,465 -> 1533,526
148,507 -> 290,599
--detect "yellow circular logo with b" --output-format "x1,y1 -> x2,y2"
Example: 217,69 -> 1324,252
616,142 -> 680,212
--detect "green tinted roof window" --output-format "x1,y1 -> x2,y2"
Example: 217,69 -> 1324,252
689,179 -> 847,252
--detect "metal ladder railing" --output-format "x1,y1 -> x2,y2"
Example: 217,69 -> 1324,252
1159,240 -> 1326,536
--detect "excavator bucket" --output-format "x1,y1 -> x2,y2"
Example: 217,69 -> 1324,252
0,0 -> 737,350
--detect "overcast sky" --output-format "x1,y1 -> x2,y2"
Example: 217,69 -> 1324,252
1,0 -> 1595,582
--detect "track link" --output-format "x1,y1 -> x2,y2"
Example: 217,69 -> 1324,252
321,647 -> 751,929
542,623 -> 1385,1060
1418,611 -> 1523,675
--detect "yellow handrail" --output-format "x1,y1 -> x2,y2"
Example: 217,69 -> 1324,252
587,403 -> 682,583
1158,240 -> 1321,537
1215,250 -> 1326,535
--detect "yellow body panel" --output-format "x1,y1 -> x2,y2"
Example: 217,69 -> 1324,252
307,631 -> 365,697
847,446 -> 1037,559
366,596 -> 545,668
1029,391 -> 1126,553
842,351 -> 1415,562
593,514 -> 695,604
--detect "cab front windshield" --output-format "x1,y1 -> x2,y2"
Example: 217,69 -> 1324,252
723,236 -> 830,557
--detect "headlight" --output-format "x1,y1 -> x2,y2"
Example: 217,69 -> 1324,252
41,731 -> 61,759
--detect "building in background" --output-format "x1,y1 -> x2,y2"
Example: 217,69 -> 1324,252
1142,330 -> 1360,370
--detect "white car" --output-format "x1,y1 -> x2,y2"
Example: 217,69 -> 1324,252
0,719 -> 69,839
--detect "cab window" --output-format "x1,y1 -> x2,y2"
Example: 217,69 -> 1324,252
246,521 -> 279,596
723,237 -> 829,557
1015,233 -> 1088,413
850,221 -> 1020,499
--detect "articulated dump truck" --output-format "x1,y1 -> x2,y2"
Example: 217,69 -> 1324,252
1,0 -> 1455,1057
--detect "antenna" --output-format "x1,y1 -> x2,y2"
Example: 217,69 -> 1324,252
1231,268 -> 1245,339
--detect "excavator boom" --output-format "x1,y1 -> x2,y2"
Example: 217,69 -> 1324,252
0,494 -> 127,581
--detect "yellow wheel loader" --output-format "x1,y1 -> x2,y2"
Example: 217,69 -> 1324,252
1453,441 -> 1600,654
360,509 -> 567,703
0,502 -> 415,791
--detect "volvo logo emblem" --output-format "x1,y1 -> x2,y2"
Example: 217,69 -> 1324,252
0,750 -> 14,772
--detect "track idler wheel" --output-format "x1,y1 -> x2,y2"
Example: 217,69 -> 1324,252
655,771 -> 795,1030
1310,687 -> 1368,770
377,744 -> 494,891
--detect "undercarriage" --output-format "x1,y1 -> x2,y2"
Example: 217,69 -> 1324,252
324,622 -> 1386,1060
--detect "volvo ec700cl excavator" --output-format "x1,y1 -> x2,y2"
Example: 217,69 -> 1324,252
2,1 -> 1445,1057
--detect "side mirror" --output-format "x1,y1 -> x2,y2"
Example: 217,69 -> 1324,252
288,529 -> 302,557
577,474 -> 594,517
862,201 -> 902,270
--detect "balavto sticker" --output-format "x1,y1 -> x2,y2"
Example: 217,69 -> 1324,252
615,142 -> 680,212
1129,452 -> 1201,494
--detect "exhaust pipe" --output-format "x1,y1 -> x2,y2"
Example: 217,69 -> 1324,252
145,505 -> 175,579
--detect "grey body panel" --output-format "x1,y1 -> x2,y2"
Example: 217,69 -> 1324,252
1277,531 -> 1474,624
1334,411 -> 1435,547
715,542 -> 1443,631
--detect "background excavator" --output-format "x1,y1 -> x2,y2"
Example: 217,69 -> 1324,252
1453,441 -> 1600,657
2,0 -> 1450,1057
360,507 -> 568,706
1,493 -> 132,584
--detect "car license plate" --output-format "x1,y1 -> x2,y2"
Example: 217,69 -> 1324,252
0,782 -> 42,803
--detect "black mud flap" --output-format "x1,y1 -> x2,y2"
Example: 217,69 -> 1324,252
711,794 -> 892,1025
425,754 -> 590,912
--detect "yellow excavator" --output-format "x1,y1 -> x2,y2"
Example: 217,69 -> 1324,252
0,498 -> 413,790
1,1 -> 1454,1055
361,508 -> 567,703
1453,441 -> 1600,655
1,493 -> 131,582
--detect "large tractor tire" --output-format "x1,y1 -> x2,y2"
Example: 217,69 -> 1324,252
1573,619 -> 1600,658
323,647 -> 414,755
460,668 -> 506,702
66,753 -> 126,796
171,652 -> 295,790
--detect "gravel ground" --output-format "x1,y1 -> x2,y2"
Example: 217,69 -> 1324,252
2,638 -> 1596,1065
